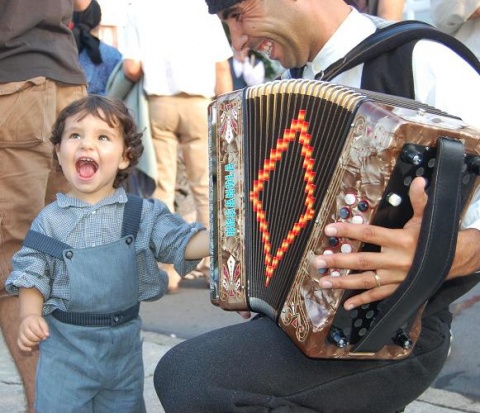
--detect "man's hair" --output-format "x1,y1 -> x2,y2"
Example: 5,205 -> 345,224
205,0 -> 245,14
50,95 -> 144,188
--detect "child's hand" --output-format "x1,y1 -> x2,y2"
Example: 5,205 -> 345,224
18,314 -> 49,352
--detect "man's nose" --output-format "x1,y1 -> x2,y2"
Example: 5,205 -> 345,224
228,22 -> 249,52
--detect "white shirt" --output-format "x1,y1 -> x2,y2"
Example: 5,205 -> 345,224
303,9 -> 480,231
303,9 -> 480,129
430,0 -> 480,60
231,55 -> 266,86
122,0 -> 233,97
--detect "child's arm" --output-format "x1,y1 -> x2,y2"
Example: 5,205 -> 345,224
17,288 -> 49,352
184,229 -> 210,260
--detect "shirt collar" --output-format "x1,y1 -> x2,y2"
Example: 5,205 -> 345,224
57,187 -> 128,209
303,8 -> 377,79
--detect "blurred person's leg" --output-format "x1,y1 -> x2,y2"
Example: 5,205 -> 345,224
179,95 -> 211,278
178,96 -> 210,227
149,95 -> 183,291
0,78 -> 84,412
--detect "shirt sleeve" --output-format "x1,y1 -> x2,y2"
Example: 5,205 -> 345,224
147,199 -> 206,276
5,247 -> 53,300
430,0 -> 480,35
412,40 -> 480,232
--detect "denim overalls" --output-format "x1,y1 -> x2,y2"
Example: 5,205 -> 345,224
24,196 -> 147,413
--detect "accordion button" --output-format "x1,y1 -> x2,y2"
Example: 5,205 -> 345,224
339,207 -> 351,219
351,215 -> 364,224
344,193 -> 356,205
387,193 -> 402,207
341,244 -> 352,253
358,200 -> 369,212
328,237 -> 340,247
331,270 -> 341,277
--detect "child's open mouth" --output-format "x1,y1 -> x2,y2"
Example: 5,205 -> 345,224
76,157 -> 98,179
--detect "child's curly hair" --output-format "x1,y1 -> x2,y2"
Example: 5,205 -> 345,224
50,95 -> 144,188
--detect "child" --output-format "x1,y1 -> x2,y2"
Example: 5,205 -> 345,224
6,95 -> 209,413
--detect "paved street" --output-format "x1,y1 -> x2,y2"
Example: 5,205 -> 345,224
2,277 -> 479,412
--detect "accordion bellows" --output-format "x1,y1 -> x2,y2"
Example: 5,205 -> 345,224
208,79 -> 480,359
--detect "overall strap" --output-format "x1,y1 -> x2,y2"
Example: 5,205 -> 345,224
121,194 -> 144,238
23,195 -> 144,259
23,230 -> 71,260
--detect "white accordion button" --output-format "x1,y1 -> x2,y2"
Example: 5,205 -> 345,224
330,270 -> 341,277
341,243 -> 352,253
351,215 -> 364,224
387,193 -> 402,207
344,193 -> 357,205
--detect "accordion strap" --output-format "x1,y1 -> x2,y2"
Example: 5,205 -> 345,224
321,20 -> 480,81
353,137 -> 465,353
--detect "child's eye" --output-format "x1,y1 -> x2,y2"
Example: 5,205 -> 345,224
98,135 -> 110,141
70,133 -> 81,140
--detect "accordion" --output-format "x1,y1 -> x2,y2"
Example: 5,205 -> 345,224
208,79 -> 480,359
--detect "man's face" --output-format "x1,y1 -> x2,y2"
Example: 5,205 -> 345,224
218,0 -> 308,68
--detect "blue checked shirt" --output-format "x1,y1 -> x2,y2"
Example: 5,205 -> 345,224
6,188 -> 204,314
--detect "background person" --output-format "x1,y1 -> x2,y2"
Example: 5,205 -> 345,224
154,1 -> 480,412
121,0 -> 233,292
229,47 -> 266,90
430,0 -> 480,60
0,1 -> 91,411
346,0 -> 406,20
71,0 -> 123,95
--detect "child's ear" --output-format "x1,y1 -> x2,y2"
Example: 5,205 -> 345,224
119,149 -> 131,171
54,144 -> 61,162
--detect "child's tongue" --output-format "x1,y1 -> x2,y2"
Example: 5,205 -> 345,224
77,161 -> 97,179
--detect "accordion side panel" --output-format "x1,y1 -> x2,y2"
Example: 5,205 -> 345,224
209,89 -> 249,310
278,99 -> 480,359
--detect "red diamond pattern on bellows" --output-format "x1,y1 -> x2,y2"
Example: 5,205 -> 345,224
249,109 -> 316,287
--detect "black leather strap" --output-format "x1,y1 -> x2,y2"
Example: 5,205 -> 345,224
321,20 -> 480,81
353,137 -> 466,353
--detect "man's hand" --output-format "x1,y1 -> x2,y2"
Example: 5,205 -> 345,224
311,177 -> 428,310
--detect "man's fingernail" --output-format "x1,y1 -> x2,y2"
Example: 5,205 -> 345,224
315,259 -> 327,268
325,225 -> 337,236
320,280 -> 333,289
